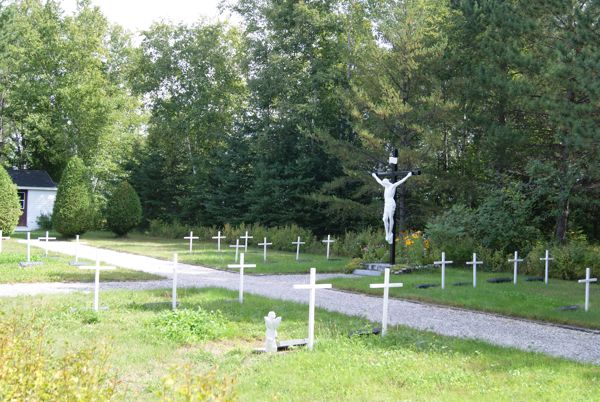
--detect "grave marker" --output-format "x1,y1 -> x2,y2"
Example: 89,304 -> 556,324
293,268 -> 332,350
0,230 -> 9,253
434,252 -> 453,290
37,231 -> 56,257
369,268 -> 403,336
292,236 -> 305,261
257,237 -> 272,262
70,235 -> 87,266
227,252 -> 256,303
184,231 -> 199,254
240,231 -> 253,252
578,268 -> 597,312
540,250 -> 553,285
172,253 -> 178,310
508,251 -> 524,285
79,256 -> 115,312
321,235 -> 335,260
212,231 -> 226,252
229,239 -> 243,262
466,253 -> 483,288
19,232 -> 43,267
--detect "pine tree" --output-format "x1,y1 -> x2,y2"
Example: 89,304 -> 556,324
106,181 -> 142,236
0,167 -> 21,234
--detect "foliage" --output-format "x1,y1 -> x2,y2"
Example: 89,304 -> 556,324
525,240 -> 600,280
151,308 -> 228,344
0,167 -> 21,234
157,366 -> 236,402
425,204 -> 477,263
52,157 -> 95,237
36,213 -> 53,231
106,181 -> 142,236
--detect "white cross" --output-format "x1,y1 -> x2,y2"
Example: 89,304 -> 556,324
293,268 -> 332,350
466,253 -> 483,288
434,252 -> 453,289
508,251 -> 524,285
240,231 -> 253,252
37,231 -> 56,257
540,250 -> 553,285
292,236 -> 305,261
79,256 -> 116,312
0,230 -> 10,253
212,231 -> 226,252
26,232 -> 32,263
227,252 -> 256,303
369,268 -> 403,336
229,239 -> 243,262
257,237 -> 272,262
321,235 -> 335,260
184,231 -> 199,253
578,268 -> 597,312
172,253 -> 178,310
70,234 -> 87,265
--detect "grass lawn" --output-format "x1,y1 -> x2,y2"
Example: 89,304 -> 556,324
0,238 -> 163,284
1,287 -> 598,401
324,268 -> 600,329
73,231 -> 350,274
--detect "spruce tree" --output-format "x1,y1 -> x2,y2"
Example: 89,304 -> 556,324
52,157 -> 94,237
0,167 -> 21,234
106,181 -> 142,236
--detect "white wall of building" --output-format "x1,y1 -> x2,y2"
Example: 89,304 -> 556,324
15,188 -> 57,231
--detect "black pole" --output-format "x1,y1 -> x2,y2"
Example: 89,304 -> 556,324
390,148 -> 398,266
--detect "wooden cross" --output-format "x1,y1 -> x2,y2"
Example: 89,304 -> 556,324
212,231 -> 226,252
293,268 -> 332,350
184,231 -> 199,254
257,237 -> 272,262
227,253 -> 256,303
466,253 -> 483,288
434,252 -> 453,290
79,256 -> 116,312
37,231 -> 56,257
508,251 -> 524,285
292,236 -> 305,261
321,235 -> 335,260
0,230 -> 10,253
578,268 -> 597,312
172,253 -> 178,310
229,239 -> 243,262
540,250 -> 553,285
240,231 -> 253,252
369,268 -> 403,336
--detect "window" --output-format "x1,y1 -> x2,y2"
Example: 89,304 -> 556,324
17,191 -> 25,210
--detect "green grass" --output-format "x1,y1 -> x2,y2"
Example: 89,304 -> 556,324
324,268 -> 600,329
75,231 -> 349,274
0,238 -> 163,284
1,287 -> 598,401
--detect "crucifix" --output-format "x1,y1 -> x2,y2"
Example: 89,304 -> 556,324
37,231 -> 56,257
508,251 -> 524,285
172,253 -> 178,310
540,250 -> 553,285
227,252 -> 256,303
434,252 -> 453,290
321,235 -> 335,260
212,231 -> 226,252
578,268 -> 597,312
229,239 -> 243,262
258,237 -> 272,262
372,149 -> 420,265
369,268 -> 403,336
184,231 -> 199,254
293,268 -> 332,350
240,231 -> 253,252
466,253 -> 483,288
79,256 -> 115,312
0,230 -> 9,253
292,236 -> 305,261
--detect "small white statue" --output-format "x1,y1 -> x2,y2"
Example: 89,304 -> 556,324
372,171 -> 413,244
264,311 -> 282,353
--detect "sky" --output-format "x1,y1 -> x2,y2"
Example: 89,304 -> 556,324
60,0 -> 237,33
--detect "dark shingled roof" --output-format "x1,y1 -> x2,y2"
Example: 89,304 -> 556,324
8,170 -> 57,188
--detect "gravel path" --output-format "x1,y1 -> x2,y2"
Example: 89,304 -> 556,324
2,240 -> 599,366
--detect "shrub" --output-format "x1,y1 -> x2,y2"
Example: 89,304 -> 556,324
0,166 -> 21,234
36,213 -> 53,231
52,157 -> 95,237
333,228 -> 385,259
425,204 -> 477,263
106,181 -> 142,236
525,240 -> 599,280
148,219 -> 189,239
151,308 -> 228,344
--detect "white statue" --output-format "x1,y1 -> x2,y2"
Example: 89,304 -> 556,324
372,171 -> 412,244
264,311 -> 282,353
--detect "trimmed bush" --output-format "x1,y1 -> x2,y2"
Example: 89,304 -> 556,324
0,167 -> 21,234
106,181 -> 142,236
52,157 -> 95,237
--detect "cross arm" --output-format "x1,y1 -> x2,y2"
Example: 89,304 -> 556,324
370,283 -> 403,289
579,278 -> 598,283
376,169 -> 421,178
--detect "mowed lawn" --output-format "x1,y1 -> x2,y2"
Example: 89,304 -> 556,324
77,231 -> 349,274
1,287 -> 598,401
326,268 -> 600,329
0,238 -> 162,284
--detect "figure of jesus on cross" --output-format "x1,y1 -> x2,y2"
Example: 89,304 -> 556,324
372,171 -> 412,244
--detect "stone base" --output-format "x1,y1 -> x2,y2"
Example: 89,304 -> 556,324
416,283 -> 437,289
19,261 -> 43,268
254,339 -> 308,353
526,276 -> 544,282
349,327 -> 381,337
363,263 -> 391,272
556,305 -> 580,311
487,277 -> 512,284
353,269 -> 381,277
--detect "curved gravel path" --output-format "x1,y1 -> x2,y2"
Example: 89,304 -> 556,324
2,240 -> 599,366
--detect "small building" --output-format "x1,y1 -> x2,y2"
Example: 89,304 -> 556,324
8,170 -> 57,231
